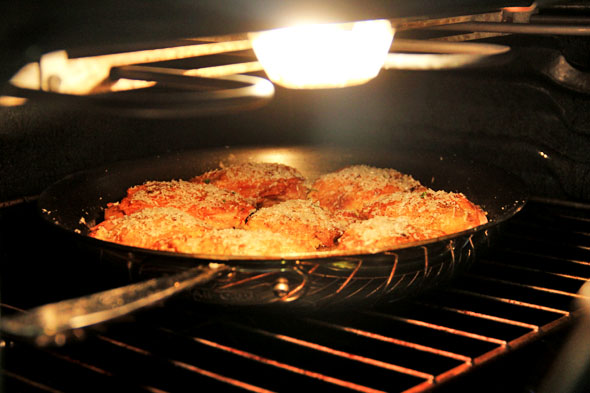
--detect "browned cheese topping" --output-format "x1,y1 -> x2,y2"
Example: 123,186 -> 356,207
191,162 -> 308,207
172,228 -> 312,256
361,189 -> 488,234
246,199 -> 344,249
90,207 -> 211,251
108,180 -> 255,229
308,165 -> 426,214
89,162 -> 488,256
338,216 -> 446,253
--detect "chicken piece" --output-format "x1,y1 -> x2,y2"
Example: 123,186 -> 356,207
172,228 -> 313,256
106,180 -> 255,229
361,190 -> 488,235
192,162 -> 308,207
338,216 -> 446,253
246,199 -> 344,250
89,207 -> 211,251
308,165 -> 425,214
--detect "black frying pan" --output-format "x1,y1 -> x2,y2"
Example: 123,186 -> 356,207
36,145 -> 527,308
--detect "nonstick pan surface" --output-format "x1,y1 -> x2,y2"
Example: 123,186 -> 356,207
38,146 -> 527,307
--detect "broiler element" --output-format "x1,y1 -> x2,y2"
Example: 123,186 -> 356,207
249,19 -> 395,89
4,39 -> 275,117
384,40 -> 510,70
5,3 -> 590,115
10,40 -> 254,95
8,18 -> 509,97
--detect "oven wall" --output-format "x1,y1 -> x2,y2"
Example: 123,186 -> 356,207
1,50 -> 590,203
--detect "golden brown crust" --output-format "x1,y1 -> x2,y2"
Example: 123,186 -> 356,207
89,207 -> 211,251
308,165 -> 426,213
191,162 -> 308,207
245,199 -> 344,249
171,228 -> 313,255
109,180 -> 255,229
361,190 -> 488,235
338,216 -> 446,253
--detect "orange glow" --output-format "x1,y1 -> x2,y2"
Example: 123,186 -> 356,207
503,5 -> 537,12
100,335 -> 272,393
193,336 -> 387,393
308,318 -> 471,362
0,96 -> 27,107
268,331 -> 434,381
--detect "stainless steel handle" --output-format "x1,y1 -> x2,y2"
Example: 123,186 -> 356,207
0,263 -> 228,343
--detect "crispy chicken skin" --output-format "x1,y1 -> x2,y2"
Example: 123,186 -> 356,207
191,162 -> 308,207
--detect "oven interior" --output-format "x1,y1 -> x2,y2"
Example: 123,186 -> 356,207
2,1 -> 590,392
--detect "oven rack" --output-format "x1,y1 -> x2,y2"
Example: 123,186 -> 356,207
1,199 -> 589,393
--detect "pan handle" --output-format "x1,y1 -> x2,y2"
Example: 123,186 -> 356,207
0,263 -> 229,344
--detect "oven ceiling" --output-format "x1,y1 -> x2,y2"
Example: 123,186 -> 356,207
3,0 -> 533,85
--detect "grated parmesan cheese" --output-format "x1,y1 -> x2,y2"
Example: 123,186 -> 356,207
89,162 -> 487,256
191,162 -> 308,206
246,199 -> 344,249
308,165 -> 425,213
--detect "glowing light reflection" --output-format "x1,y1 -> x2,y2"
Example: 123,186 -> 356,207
250,20 -> 394,89
253,150 -> 299,168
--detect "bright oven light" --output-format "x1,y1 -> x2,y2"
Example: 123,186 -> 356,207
249,19 -> 394,89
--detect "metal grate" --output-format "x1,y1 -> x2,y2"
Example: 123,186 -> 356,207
1,199 -> 589,392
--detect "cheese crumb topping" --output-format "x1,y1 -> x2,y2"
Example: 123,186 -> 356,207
89,162 -> 487,256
